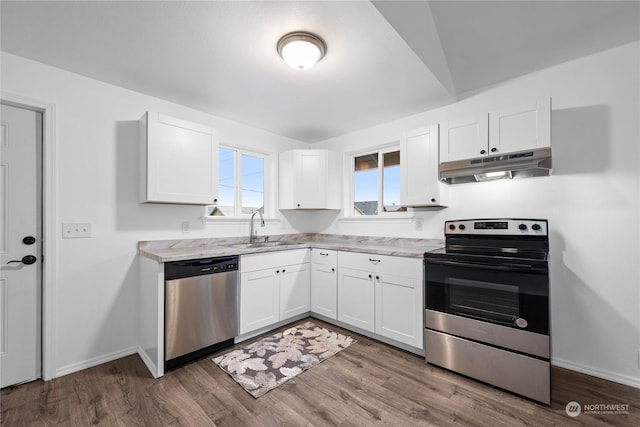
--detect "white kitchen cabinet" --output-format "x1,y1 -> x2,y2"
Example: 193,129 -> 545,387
400,125 -> 448,207
439,98 -> 551,163
489,98 -> 551,155
139,111 -> 219,205
439,113 -> 489,163
280,263 -> 311,319
279,149 -> 341,210
337,267 -> 376,332
239,249 -> 310,335
337,251 -> 423,348
311,249 -> 338,319
239,268 -> 280,334
375,271 -> 423,348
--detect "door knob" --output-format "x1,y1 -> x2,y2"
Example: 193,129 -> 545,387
22,236 -> 36,245
6,255 -> 37,265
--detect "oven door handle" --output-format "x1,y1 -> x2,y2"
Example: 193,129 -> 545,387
424,258 -> 547,273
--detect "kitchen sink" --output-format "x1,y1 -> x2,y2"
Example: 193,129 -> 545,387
222,241 -> 306,249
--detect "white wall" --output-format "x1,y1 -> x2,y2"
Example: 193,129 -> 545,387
315,42 -> 640,387
0,52 -> 309,375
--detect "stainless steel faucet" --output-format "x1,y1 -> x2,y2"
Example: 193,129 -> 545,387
249,208 -> 265,243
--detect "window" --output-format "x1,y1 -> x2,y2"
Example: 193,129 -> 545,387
353,148 -> 403,216
209,146 -> 265,216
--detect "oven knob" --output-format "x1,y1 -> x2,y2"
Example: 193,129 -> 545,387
448,224 -> 456,230
458,224 -> 466,230
532,224 -> 541,231
518,224 -> 527,231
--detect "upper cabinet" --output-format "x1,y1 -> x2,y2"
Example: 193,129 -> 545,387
279,149 -> 341,210
400,124 -> 448,207
139,111 -> 219,205
439,113 -> 489,163
440,98 -> 551,162
489,98 -> 551,155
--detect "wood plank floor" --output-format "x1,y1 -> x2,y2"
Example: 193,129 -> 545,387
2,318 -> 639,426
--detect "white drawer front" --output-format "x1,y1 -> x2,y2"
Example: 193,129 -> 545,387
311,248 -> 337,265
338,251 -> 421,279
241,249 -> 310,273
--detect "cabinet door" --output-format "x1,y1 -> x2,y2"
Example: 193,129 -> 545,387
141,112 -> 218,205
489,98 -> 551,155
439,113 -> 489,162
375,273 -> 423,348
279,263 -> 310,320
311,262 -> 337,319
240,269 -> 279,334
294,150 -> 326,209
337,267 -> 375,332
400,125 -> 447,207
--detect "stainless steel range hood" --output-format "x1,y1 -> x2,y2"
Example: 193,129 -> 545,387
439,147 -> 552,184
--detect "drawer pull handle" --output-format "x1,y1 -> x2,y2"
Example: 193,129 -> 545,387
369,258 -> 381,264
320,252 -> 329,256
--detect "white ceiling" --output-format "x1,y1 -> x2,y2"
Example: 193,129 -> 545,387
1,1 -> 638,143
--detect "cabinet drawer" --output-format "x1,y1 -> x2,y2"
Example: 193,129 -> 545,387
311,248 -> 337,265
241,249 -> 310,273
338,251 -> 422,279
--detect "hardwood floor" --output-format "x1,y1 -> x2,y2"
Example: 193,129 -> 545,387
2,318 -> 639,426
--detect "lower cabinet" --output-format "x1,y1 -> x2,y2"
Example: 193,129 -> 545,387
310,249 -> 338,319
337,251 -> 423,348
239,249 -> 310,335
240,269 -> 280,334
375,272 -> 423,347
337,267 -> 375,332
280,263 -> 311,319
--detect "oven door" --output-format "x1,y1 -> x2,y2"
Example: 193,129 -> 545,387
424,256 -> 549,335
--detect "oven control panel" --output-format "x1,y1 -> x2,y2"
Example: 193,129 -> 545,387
445,219 -> 548,236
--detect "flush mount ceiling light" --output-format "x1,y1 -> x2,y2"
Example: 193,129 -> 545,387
277,31 -> 326,71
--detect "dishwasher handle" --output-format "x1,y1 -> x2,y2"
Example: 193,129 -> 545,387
165,256 -> 239,280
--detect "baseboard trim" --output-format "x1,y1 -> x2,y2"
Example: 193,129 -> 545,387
552,357 -> 640,389
55,346 -> 138,378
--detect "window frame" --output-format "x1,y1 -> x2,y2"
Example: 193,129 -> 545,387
206,145 -> 271,219
348,143 -> 409,219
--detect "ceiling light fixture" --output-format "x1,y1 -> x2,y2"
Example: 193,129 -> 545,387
277,31 -> 326,71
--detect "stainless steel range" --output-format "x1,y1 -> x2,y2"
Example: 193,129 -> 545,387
424,219 -> 550,404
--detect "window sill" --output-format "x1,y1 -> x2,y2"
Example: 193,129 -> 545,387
337,214 -> 416,224
202,216 -> 282,224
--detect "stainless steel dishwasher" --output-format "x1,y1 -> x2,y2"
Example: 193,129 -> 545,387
164,256 -> 239,370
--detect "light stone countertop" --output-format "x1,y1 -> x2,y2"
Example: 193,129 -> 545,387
139,233 -> 444,263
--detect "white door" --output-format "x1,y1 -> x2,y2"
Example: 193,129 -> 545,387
400,124 -> 445,207
311,263 -> 337,319
239,269 -> 279,334
488,98 -> 551,155
337,267 -> 375,332
294,150 -> 325,209
0,103 -> 42,387
439,113 -> 489,162
375,273 -> 423,348
279,263 -> 310,320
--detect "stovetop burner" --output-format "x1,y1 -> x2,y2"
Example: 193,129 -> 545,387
425,218 -> 549,262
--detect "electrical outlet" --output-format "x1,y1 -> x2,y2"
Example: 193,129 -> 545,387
415,217 -> 424,231
181,221 -> 190,233
62,222 -> 92,239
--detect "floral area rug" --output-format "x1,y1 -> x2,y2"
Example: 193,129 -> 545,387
212,321 -> 355,398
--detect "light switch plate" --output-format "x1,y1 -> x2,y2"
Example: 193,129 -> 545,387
62,222 -> 92,238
